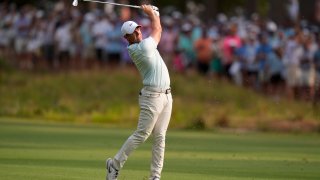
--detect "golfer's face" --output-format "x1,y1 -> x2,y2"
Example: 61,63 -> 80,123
133,26 -> 142,41
126,26 -> 142,43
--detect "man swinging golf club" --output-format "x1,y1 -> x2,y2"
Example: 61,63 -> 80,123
106,4 -> 172,180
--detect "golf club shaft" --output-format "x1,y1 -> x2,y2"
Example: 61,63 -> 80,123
83,0 -> 141,9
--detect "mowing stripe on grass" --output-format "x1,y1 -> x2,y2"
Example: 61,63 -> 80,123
0,118 -> 320,179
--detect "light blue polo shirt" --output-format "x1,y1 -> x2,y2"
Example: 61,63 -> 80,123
128,36 -> 170,88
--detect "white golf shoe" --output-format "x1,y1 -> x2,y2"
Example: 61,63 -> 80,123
150,177 -> 160,180
106,158 -> 119,180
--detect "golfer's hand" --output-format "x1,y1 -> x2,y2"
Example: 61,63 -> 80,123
141,5 -> 159,17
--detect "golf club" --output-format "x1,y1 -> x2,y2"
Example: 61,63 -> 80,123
72,0 -> 159,11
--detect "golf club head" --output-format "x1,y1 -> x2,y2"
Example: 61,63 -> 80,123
72,0 -> 78,6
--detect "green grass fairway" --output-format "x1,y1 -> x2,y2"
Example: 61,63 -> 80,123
0,118 -> 320,180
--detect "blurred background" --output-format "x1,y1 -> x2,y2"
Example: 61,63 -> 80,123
0,0 -> 320,132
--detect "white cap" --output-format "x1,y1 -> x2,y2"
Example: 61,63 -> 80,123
121,21 -> 141,36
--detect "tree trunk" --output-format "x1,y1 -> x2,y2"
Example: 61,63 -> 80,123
299,0 -> 316,22
202,0 -> 218,23
245,0 -> 257,18
269,0 -> 288,25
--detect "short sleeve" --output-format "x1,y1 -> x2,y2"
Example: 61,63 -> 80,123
141,36 -> 157,51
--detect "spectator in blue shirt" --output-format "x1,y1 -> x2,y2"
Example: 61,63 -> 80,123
256,34 -> 273,89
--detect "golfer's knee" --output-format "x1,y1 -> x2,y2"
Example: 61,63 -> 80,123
133,130 -> 151,143
153,132 -> 166,144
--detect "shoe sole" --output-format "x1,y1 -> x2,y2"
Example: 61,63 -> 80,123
106,158 -> 112,180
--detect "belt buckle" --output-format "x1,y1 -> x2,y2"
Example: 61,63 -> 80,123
165,88 -> 171,94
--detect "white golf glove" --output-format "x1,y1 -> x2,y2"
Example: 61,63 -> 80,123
151,6 -> 159,11
151,6 -> 160,16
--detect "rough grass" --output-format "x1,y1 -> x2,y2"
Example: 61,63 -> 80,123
0,68 -> 319,132
0,118 -> 320,180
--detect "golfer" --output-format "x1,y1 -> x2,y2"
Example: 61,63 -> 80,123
106,5 -> 172,180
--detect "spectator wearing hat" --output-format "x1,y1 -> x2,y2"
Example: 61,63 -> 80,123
105,19 -> 123,64
265,48 -> 285,97
158,18 -> 178,66
256,34 -> 273,90
54,20 -> 72,69
80,13 -> 95,67
299,35 -> 317,100
221,23 -> 242,79
237,37 -> 259,87
283,33 -> 304,100
177,23 -> 195,69
92,14 -> 112,65
194,29 -> 213,75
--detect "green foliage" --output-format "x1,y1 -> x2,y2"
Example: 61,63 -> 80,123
0,119 -> 320,179
0,69 -> 319,131
0,58 -> 14,72
257,0 -> 270,17
3,0 -> 38,6
217,0 -> 246,14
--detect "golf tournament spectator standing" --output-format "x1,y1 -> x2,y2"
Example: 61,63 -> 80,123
1,1 -> 320,102
106,5 -> 172,180
194,29 -> 213,75
313,38 -> 320,105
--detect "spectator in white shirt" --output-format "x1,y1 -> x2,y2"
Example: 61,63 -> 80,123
92,14 -> 112,64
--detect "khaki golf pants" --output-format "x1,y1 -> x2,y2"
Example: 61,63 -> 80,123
113,87 -> 173,179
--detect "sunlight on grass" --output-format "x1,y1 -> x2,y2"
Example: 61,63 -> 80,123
0,119 -> 319,180
1,69 -> 319,131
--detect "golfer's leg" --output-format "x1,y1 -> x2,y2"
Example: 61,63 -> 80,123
113,97 -> 161,170
150,95 -> 172,178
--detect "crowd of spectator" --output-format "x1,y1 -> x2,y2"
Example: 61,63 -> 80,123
0,1 -> 320,103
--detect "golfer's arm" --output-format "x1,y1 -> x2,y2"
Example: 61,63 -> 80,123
148,10 -> 162,45
141,5 -> 162,44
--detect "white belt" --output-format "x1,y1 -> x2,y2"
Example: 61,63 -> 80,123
143,86 -> 171,94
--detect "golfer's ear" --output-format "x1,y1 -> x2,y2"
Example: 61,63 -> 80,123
124,35 -> 130,41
